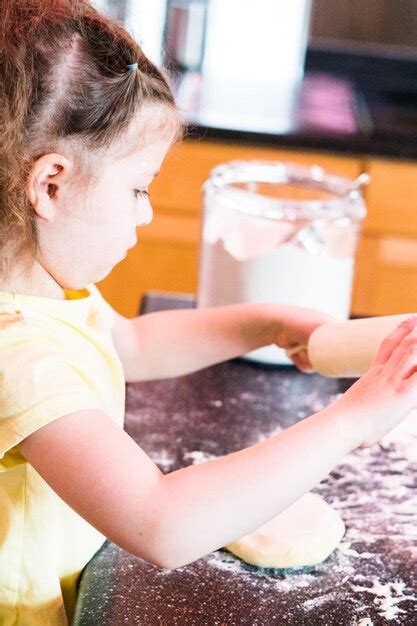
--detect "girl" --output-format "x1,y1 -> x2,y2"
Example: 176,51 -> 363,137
0,2 -> 416,624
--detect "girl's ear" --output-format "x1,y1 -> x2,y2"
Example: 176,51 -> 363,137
26,153 -> 73,218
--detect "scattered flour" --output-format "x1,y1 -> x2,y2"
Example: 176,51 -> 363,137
352,580 -> 415,621
208,400 -> 223,408
149,449 -> 175,472
124,377 -> 416,623
183,450 -> 218,465
197,430 -> 417,623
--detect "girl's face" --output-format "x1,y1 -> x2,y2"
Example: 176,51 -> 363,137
34,136 -> 172,290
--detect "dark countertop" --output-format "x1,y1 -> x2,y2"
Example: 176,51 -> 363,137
176,66 -> 417,161
73,293 -> 417,625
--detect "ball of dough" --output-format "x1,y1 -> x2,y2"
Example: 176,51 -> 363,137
225,492 -> 345,568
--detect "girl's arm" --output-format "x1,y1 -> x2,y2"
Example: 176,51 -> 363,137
18,319 -> 417,569
119,303 -> 332,382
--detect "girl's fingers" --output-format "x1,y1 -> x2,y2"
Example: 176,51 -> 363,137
405,369 -> 417,389
372,316 -> 417,367
291,349 -> 313,373
285,344 -> 308,358
401,368 -> 417,409
392,341 -> 417,383
384,326 -> 417,374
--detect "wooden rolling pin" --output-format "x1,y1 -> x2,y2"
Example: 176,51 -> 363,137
286,313 -> 417,378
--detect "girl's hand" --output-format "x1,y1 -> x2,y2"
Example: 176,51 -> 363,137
272,306 -> 336,373
330,316 -> 417,447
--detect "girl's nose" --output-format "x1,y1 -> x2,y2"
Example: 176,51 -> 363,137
138,199 -> 153,226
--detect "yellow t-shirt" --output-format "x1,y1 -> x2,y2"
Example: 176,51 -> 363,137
0,283 -> 126,625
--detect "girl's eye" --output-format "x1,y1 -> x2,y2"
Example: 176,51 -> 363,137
134,189 -> 149,199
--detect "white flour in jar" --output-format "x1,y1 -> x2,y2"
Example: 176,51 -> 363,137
198,240 -> 354,365
197,180 -> 362,365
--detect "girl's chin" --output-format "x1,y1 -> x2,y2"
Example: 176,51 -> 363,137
95,253 -> 126,282
95,265 -> 114,282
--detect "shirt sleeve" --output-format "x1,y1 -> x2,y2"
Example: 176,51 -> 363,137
0,336 -> 102,460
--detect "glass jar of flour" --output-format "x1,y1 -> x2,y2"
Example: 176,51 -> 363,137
197,161 -> 368,365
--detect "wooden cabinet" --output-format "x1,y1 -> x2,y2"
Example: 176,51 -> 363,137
352,234 -> 417,315
352,158 -> 417,316
97,139 -> 417,318
362,160 -> 417,237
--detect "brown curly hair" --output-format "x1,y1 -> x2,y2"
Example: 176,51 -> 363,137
0,0 -> 184,279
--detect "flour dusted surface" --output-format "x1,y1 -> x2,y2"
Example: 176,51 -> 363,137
75,347 -> 416,626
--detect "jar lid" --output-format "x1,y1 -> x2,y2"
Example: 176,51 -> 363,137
204,160 -> 367,222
